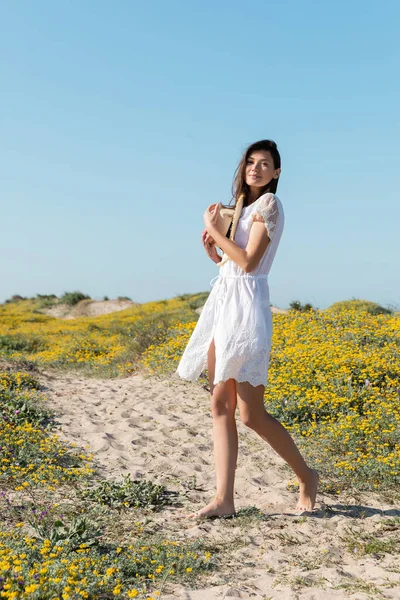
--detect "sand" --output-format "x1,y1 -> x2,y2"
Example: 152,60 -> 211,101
38,368 -> 400,599
42,298 -> 138,320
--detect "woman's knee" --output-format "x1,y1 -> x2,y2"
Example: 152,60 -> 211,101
211,398 -> 236,419
240,411 -> 258,429
210,381 -> 236,418
239,405 -> 268,430
236,381 -> 266,429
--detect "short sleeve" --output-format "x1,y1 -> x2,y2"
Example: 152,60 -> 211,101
251,193 -> 279,242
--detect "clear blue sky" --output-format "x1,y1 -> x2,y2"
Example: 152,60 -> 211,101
1,0 -> 399,310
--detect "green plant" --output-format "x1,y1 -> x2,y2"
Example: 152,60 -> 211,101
28,514 -> 102,550
78,474 -> 175,509
60,291 -> 91,306
0,372 -> 52,427
342,524 -> 400,556
0,334 -> 46,355
0,391 -> 53,428
36,297 -> 58,309
289,300 -> 315,312
4,294 -> 27,304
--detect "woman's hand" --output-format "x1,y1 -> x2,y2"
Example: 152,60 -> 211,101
201,228 -> 221,264
203,203 -> 221,235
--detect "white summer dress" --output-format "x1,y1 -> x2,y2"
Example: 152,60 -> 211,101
175,192 -> 285,388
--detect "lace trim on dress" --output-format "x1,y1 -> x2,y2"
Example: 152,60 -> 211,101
251,194 -> 279,242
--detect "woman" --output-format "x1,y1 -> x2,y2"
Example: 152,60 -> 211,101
176,140 -> 319,518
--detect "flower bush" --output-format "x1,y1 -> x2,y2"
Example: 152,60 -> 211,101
143,302 -> 400,492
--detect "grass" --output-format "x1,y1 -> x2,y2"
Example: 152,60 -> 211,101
341,519 -> 400,556
333,577 -> 387,599
273,572 -> 328,591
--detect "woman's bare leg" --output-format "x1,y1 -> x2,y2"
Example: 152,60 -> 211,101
236,381 -> 319,511
187,338 -> 238,518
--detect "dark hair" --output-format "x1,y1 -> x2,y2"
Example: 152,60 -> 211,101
230,140 -> 281,208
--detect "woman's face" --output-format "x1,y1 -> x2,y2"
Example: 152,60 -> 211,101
245,150 -> 281,188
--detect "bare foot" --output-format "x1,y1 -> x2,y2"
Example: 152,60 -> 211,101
185,498 -> 235,520
296,468 -> 319,512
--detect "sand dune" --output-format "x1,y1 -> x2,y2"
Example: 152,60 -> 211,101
42,298 -> 139,319
39,368 -> 400,599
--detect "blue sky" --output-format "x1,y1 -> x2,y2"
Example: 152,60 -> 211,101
1,0 -> 399,310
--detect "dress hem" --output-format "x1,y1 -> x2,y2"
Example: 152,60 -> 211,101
213,377 -> 267,388
175,370 -> 267,389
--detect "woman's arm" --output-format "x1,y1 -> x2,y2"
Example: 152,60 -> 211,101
204,203 -> 270,272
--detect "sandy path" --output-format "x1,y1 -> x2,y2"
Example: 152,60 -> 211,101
39,369 -> 400,599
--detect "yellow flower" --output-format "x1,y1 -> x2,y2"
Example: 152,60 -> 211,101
24,584 -> 39,593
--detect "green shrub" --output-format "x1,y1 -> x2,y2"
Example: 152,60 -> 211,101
60,291 -> 91,306
289,300 -> 315,312
36,297 -> 58,309
4,294 -> 27,304
78,474 -> 175,510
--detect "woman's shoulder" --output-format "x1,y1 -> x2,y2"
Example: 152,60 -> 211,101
259,191 -> 280,202
242,192 -> 282,217
254,192 -> 281,210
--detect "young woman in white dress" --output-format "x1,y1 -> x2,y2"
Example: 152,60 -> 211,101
177,140 -> 319,518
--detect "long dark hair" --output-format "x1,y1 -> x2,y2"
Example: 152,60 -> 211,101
230,140 -> 281,208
